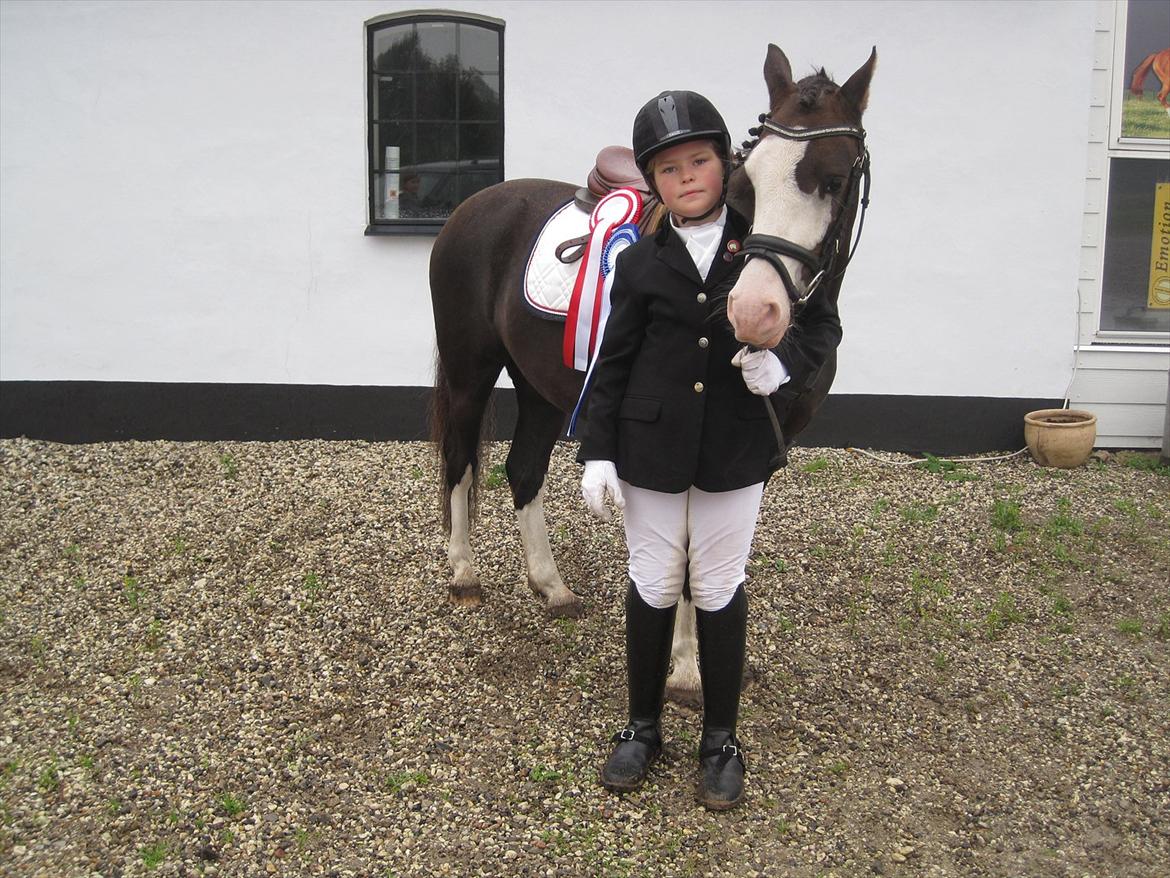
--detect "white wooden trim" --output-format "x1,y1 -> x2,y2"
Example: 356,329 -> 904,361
1080,1 -> 1170,348
1070,343 -> 1170,447
1072,367 -> 1167,403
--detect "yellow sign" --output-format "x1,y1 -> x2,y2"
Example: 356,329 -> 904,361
1151,182 -> 1170,309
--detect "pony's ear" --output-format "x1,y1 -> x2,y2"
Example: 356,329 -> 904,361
840,47 -> 877,114
763,44 -> 795,110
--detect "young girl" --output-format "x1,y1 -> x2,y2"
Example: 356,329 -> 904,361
577,90 -> 843,809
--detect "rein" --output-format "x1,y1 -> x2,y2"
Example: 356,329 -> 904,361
737,114 -> 871,305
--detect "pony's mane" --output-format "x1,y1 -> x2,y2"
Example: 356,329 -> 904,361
795,69 -> 839,111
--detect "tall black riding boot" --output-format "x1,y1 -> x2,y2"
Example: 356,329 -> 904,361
695,584 -> 748,810
600,581 -> 677,793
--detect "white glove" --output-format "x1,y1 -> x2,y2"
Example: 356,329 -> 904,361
581,460 -> 625,521
732,346 -> 789,396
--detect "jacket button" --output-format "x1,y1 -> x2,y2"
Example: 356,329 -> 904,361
698,337 -> 709,348
697,293 -> 707,303
694,382 -> 704,393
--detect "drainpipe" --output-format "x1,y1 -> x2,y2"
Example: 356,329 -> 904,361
1162,365 -> 1170,467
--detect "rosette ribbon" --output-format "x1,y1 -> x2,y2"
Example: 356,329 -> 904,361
566,216 -> 642,437
563,188 -> 643,371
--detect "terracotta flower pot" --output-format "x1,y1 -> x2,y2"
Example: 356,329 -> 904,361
1024,409 -> 1097,469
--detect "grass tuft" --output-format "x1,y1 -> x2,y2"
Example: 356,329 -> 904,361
386,770 -> 430,793
218,453 -> 238,480
140,843 -> 167,869
484,463 -> 508,488
1117,451 -> 1170,478
985,591 -> 1024,639
990,499 -> 1022,533
899,502 -> 938,524
217,792 -> 246,817
1116,618 -> 1143,637
1044,498 -> 1083,539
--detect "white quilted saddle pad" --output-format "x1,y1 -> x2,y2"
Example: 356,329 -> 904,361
523,200 -> 591,319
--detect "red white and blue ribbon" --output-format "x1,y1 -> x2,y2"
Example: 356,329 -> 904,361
566,215 -> 642,436
563,188 -> 643,371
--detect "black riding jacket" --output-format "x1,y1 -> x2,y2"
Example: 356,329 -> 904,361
576,207 -> 842,493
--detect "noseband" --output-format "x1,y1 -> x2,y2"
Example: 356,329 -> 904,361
737,115 -> 872,306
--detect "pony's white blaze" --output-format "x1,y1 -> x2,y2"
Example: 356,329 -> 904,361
447,465 -> 477,587
516,480 -> 578,611
727,136 -> 833,348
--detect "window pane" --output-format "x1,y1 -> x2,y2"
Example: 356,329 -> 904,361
1101,158 -> 1170,333
1120,0 -> 1170,141
459,24 -> 498,74
415,122 -> 457,163
374,123 -> 414,168
457,165 -> 501,202
409,172 -> 458,218
373,74 -> 413,121
374,171 -> 395,219
460,123 -> 500,162
417,21 -> 457,66
417,69 -> 457,120
460,73 -> 499,121
372,24 -> 416,73
453,170 -> 496,202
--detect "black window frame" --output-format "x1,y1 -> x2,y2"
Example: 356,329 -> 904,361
364,10 -> 505,236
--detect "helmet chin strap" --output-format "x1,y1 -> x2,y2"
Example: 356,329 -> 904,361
674,202 -> 723,225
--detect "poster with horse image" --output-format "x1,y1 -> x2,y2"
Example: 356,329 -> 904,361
1121,1 -> 1170,140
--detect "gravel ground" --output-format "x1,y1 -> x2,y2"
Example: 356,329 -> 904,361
1,437 -> 1168,878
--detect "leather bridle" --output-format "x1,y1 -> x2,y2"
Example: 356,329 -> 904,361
737,115 -> 872,306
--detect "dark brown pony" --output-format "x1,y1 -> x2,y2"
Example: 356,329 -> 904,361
430,44 -> 875,699
1131,48 -> 1170,108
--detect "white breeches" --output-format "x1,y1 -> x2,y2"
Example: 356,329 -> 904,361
621,481 -> 765,612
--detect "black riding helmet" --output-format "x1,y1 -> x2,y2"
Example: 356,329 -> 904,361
632,90 -> 733,221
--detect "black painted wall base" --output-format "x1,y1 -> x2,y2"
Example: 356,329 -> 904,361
1,381 -> 1062,455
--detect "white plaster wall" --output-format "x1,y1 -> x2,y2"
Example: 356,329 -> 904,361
0,0 -> 1095,396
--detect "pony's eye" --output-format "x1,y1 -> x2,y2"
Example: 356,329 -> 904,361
824,178 -> 844,195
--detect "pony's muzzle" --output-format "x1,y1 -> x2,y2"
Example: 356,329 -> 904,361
727,263 -> 791,349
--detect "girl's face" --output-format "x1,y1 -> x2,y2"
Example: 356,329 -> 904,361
651,140 -> 724,222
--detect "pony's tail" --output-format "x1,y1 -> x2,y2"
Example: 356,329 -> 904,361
1131,52 -> 1158,96
431,354 -> 471,532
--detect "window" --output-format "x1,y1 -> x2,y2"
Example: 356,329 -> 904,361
1099,0 -> 1169,337
365,11 -> 504,234
1101,158 -> 1169,332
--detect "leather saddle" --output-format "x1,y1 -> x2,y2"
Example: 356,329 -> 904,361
557,146 -> 659,263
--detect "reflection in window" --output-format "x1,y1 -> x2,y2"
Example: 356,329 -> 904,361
1101,158 -> 1170,333
367,14 -> 503,227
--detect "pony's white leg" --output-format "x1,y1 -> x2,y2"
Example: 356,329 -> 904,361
447,465 -> 482,606
666,596 -> 703,707
516,480 -> 582,618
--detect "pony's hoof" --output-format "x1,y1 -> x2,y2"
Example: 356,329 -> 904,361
449,583 -> 483,607
665,684 -> 703,710
546,596 -> 583,619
